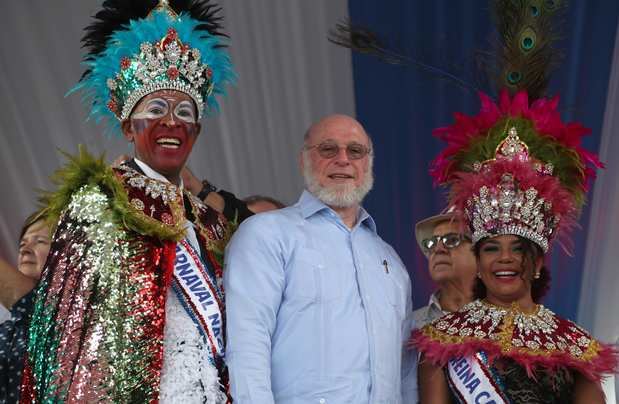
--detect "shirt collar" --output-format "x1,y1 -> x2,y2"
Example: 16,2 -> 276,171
134,158 -> 184,189
297,190 -> 377,233
428,291 -> 444,312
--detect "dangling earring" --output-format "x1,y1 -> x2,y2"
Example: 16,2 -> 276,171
477,272 -> 482,278
533,271 -> 540,280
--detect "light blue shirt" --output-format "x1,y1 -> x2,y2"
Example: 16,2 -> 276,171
224,191 -> 418,404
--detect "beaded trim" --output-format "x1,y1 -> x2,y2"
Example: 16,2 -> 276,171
108,28 -> 215,121
465,127 -> 558,251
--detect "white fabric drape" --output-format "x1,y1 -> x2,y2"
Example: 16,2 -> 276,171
578,23 -> 619,403
0,1 -> 355,263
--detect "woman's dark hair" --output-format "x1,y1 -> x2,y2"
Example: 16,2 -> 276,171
473,235 -> 551,303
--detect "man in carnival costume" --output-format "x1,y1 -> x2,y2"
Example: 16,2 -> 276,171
409,2 -> 618,402
20,0 -> 235,402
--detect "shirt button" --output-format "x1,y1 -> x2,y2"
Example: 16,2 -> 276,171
319,399 -> 326,404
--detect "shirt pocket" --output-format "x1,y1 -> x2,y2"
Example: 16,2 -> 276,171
285,247 -> 322,303
286,247 -> 348,304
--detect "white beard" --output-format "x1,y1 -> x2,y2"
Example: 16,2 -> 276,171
302,152 -> 374,208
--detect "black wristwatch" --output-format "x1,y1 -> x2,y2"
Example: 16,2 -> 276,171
197,180 -> 218,200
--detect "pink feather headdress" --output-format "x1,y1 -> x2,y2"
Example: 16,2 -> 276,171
431,89 -> 603,252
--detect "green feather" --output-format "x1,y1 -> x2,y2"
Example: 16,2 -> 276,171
452,117 -> 586,206
40,145 -> 185,241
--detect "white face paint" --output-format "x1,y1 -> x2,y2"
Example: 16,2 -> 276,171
132,97 -> 197,124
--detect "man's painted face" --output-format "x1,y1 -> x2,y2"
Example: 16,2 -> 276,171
123,90 -> 201,180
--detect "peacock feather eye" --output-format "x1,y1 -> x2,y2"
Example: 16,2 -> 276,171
531,5 -> 540,17
520,27 -> 537,52
507,71 -> 522,85
544,0 -> 559,11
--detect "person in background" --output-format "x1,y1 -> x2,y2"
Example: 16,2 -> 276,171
0,210 -> 50,402
181,166 -> 254,222
225,114 -> 417,403
242,194 -> 285,213
412,209 -> 476,328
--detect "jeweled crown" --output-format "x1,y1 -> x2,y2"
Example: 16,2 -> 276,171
465,127 -> 558,252
107,27 -> 214,120
73,0 -> 235,135
432,90 -> 601,253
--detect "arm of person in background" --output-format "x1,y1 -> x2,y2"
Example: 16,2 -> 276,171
0,258 -> 36,309
181,166 -> 254,222
224,216 -> 284,404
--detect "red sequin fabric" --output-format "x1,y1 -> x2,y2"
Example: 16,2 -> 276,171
21,162 -> 229,403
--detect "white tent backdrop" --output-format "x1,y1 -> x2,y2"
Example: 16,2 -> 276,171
578,23 -> 619,404
578,23 -> 619,343
0,1 -> 355,263
578,23 -> 619,403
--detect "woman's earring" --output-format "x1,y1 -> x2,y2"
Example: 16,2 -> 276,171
534,271 -> 540,280
477,272 -> 481,278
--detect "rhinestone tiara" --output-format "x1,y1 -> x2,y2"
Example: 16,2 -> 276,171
107,27 -> 214,120
465,127 -> 558,252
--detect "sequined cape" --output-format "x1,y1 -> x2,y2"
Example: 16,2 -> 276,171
19,154 -> 230,403
411,300 -> 617,384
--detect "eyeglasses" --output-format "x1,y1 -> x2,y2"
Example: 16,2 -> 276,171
422,233 -> 470,253
305,142 -> 372,160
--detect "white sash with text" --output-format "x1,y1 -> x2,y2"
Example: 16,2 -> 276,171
446,354 -> 507,404
173,240 -> 224,357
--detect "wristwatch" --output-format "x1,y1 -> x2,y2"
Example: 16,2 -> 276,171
197,180 -> 218,200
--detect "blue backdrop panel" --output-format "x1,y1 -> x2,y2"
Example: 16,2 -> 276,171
348,0 -> 618,319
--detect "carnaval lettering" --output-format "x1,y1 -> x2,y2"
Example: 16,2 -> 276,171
447,355 -> 507,404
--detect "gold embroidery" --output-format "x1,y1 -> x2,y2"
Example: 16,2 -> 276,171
421,299 -> 603,364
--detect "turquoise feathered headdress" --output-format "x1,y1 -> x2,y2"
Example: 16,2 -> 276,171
72,0 -> 235,135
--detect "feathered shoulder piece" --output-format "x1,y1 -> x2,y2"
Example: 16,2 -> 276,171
40,146 -> 186,241
411,300 -> 618,383
72,0 -> 235,135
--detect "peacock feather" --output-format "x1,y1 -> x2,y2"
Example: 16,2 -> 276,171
489,0 -> 566,100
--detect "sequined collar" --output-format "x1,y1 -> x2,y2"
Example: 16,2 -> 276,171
425,299 -> 599,361
114,163 -> 186,233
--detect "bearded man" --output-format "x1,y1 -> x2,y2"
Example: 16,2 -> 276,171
224,114 -> 418,404
20,1 -> 235,402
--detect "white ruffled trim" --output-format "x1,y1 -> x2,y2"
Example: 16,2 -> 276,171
159,290 -> 227,404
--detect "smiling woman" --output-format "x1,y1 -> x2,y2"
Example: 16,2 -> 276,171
409,46 -> 617,402
474,235 -> 550,310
